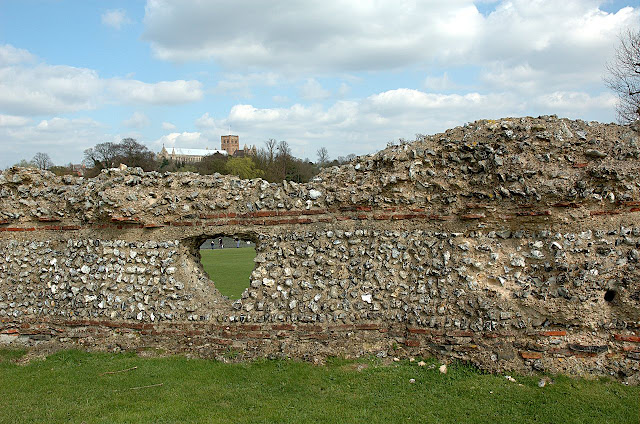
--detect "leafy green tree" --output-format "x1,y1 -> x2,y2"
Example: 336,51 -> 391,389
196,153 -> 228,175
13,159 -> 35,168
225,157 -> 264,179
49,165 -> 76,176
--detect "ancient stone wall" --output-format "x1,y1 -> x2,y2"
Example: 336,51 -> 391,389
1,116 -> 639,382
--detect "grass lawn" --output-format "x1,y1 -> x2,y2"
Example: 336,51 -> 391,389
200,247 -> 256,299
0,349 -> 637,423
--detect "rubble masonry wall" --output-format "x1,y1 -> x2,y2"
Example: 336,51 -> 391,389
1,115 -> 639,381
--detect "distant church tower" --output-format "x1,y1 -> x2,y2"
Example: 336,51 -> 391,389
221,135 -> 239,156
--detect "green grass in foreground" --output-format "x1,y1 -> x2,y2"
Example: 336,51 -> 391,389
200,247 -> 256,299
0,349 -> 637,424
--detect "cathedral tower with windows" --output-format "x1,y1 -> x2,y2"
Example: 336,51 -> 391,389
221,135 -> 240,156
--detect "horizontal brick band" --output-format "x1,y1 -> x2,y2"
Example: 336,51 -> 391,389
614,334 -> 640,343
4,201 -> 640,235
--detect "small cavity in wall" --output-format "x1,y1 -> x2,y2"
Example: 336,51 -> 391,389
191,233 -> 258,300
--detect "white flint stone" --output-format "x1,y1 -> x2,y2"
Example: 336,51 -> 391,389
550,242 -> 563,250
530,250 -> 544,259
510,255 -> 525,267
309,189 -> 322,200
263,278 -> 275,287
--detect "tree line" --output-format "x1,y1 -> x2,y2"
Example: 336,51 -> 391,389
11,138 -> 356,183
159,138 -> 356,183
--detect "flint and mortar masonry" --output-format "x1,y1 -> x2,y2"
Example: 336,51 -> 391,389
1,115 -> 639,382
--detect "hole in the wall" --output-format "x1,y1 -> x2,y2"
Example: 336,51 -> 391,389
196,235 -> 257,300
604,289 -> 617,303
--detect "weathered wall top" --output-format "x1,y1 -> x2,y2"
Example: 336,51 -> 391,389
1,115 -> 639,382
1,115 -> 639,227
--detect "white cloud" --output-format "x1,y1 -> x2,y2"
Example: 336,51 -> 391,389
424,72 -> 456,91
0,64 -> 103,115
480,63 -> 546,92
473,1 -> 639,80
142,0 -> 483,69
229,104 -> 289,124
366,89 -> 481,112
214,72 -> 280,97
337,83 -> 350,97
0,117 -> 108,169
0,114 -> 31,127
0,45 -> 205,115
142,1 -> 638,77
109,79 -> 203,104
299,78 -> 331,100
0,44 -> 35,66
101,9 -> 132,30
532,91 -> 616,114
152,131 -> 213,149
141,0 -> 639,102
195,112 -> 216,128
122,112 -> 150,128
161,122 -> 177,130
33,117 -> 103,134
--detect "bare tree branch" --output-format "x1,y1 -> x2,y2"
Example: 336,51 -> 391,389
604,29 -> 640,124
32,152 -> 53,170
316,147 -> 329,166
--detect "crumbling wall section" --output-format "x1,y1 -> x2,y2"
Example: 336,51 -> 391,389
1,115 -> 639,382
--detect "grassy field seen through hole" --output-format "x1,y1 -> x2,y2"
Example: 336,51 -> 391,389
0,349 -> 637,424
200,246 -> 256,299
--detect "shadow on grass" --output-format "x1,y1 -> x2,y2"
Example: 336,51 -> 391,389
0,348 -> 26,363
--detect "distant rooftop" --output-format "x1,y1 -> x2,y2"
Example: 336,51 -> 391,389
169,148 -> 228,156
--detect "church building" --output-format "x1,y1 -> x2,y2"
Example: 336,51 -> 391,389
158,146 -> 227,163
221,135 -> 240,156
158,135 -> 257,163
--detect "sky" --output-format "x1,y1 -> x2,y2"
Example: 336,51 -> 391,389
0,0 -> 638,169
